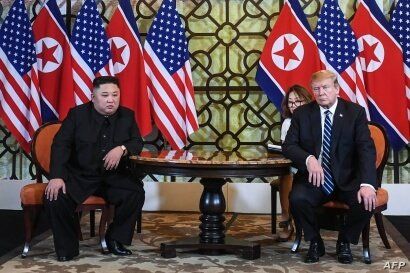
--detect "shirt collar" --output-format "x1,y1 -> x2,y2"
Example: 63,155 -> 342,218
319,98 -> 338,116
91,106 -> 119,125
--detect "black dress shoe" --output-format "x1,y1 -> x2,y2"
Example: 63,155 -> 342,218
336,241 -> 353,264
105,235 -> 132,256
304,239 -> 325,263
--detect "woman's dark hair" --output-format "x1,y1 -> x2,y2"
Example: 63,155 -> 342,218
281,84 -> 312,118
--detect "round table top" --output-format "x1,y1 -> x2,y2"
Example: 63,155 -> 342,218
130,149 -> 290,165
129,148 -> 291,178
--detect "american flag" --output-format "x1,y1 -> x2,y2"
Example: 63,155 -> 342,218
144,0 -> 199,149
70,0 -> 111,105
391,0 -> 410,122
315,0 -> 369,119
0,0 -> 41,153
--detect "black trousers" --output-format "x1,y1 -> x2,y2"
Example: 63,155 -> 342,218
289,182 -> 373,244
44,182 -> 144,257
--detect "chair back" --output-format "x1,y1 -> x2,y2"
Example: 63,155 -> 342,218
31,122 -> 62,178
368,122 -> 389,187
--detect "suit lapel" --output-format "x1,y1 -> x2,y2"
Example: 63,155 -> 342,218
310,103 -> 322,158
331,99 -> 344,155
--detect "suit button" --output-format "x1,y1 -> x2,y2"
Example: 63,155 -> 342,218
103,135 -> 106,138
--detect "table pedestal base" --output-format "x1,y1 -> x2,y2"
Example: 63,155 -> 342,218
160,236 -> 261,260
160,178 -> 260,260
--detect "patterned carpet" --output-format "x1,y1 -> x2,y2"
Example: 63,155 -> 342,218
0,212 -> 408,273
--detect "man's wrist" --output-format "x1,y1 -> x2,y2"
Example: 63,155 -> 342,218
305,155 -> 314,167
120,145 -> 127,156
360,183 -> 376,191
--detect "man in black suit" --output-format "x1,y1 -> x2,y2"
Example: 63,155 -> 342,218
44,76 -> 145,261
283,70 -> 377,264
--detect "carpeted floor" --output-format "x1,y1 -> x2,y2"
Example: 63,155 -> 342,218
0,212 -> 408,273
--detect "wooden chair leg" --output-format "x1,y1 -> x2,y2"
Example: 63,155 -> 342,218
291,220 -> 302,253
362,221 -> 371,264
22,205 -> 44,258
374,212 -> 391,249
90,210 -> 96,237
21,206 -> 34,258
99,205 -> 109,254
270,183 -> 278,234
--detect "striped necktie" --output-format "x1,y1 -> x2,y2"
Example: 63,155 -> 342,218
322,110 -> 335,195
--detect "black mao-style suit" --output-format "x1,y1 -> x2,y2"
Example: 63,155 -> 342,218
44,102 -> 145,258
282,98 -> 376,244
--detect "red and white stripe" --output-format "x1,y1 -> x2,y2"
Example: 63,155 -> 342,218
319,52 -> 370,120
351,58 -> 370,119
144,42 -> 198,149
70,45 -> 111,105
0,48 -> 41,152
70,45 -> 94,105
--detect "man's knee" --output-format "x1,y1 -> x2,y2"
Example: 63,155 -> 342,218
290,189 -> 310,208
129,189 -> 145,210
112,187 -> 144,207
43,192 -> 69,211
350,202 -> 373,218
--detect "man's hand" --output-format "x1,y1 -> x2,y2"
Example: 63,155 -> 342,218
357,186 -> 377,211
103,146 -> 124,170
45,178 -> 66,201
307,156 -> 324,187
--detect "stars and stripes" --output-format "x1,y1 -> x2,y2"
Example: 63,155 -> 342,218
390,0 -> 410,122
144,0 -> 199,149
70,0 -> 111,105
315,0 -> 369,119
0,0 -> 41,153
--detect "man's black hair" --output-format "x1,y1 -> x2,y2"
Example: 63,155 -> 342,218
92,76 -> 120,89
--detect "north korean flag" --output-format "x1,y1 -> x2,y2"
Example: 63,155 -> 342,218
256,0 -> 322,110
32,0 -> 74,122
351,0 -> 409,150
106,0 -> 152,136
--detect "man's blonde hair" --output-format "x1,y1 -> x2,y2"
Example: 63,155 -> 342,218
311,70 -> 338,86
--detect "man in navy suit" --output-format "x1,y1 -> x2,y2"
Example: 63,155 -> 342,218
283,70 -> 377,264
44,76 -> 145,261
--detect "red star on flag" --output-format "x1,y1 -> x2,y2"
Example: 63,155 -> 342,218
112,43 -> 127,66
272,38 -> 300,68
361,39 -> 381,68
37,40 -> 58,70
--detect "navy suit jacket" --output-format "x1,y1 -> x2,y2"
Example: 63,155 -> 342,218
282,98 -> 377,191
